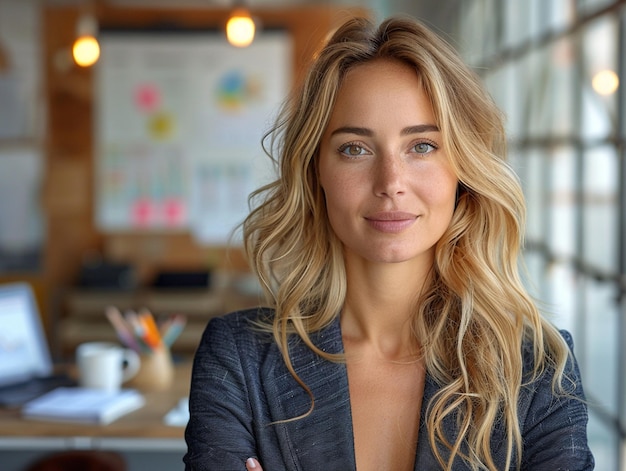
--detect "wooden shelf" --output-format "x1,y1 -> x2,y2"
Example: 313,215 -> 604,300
59,284 -> 261,359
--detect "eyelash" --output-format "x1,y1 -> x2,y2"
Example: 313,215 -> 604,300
412,140 -> 438,154
337,141 -> 368,158
337,139 -> 439,158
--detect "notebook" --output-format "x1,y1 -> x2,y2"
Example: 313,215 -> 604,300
22,387 -> 145,425
0,282 -> 75,408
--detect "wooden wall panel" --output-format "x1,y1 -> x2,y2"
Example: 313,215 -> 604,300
42,4 -> 369,335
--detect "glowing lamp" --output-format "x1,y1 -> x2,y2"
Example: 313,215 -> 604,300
72,13 -> 100,67
592,69 -> 619,96
72,35 -> 100,67
226,8 -> 255,48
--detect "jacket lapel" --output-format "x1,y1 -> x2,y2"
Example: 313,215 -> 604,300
262,318 -> 356,471
260,317 -> 463,471
414,375 -> 444,469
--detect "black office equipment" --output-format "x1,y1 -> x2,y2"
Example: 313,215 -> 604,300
0,283 -> 74,407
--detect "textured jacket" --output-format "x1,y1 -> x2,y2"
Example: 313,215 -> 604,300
184,308 -> 594,470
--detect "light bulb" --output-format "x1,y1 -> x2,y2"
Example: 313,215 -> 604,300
592,69 -> 619,96
226,8 -> 255,48
72,35 -> 100,67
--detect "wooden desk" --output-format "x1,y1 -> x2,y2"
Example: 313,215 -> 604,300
0,363 -> 191,452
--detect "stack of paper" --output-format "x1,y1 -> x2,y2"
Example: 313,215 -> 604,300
22,387 -> 145,425
163,396 -> 189,427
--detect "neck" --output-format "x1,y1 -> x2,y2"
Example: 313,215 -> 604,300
340,256 -> 432,360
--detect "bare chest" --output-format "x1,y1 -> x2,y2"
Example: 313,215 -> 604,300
347,357 -> 425,471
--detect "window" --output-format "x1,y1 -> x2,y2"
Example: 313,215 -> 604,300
458,1 -> 626,468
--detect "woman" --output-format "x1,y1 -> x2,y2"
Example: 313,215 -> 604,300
184,15 -> 594,471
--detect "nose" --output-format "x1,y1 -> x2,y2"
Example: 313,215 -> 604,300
373,154 -> 406,198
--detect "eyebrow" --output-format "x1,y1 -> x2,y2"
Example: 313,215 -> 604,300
329,124 -> 440,137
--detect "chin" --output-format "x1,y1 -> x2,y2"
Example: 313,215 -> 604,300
361,249 -> 430,265
365,241 -> 438,264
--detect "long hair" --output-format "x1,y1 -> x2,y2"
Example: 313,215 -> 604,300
243,15 -> 571,471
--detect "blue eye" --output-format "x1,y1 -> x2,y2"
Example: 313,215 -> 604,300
414,142 -> 436,154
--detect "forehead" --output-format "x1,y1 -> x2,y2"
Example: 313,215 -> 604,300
327,59 -> 436,128
342,58 -> 420,84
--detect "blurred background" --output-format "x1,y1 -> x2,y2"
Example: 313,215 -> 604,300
0,0 -> 624,470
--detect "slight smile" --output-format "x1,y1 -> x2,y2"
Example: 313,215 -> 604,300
364,211 -> 418,233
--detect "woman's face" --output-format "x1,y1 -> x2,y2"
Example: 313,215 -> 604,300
318,59 -> 458,268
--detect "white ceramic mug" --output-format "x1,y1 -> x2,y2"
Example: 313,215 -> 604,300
76,342 -> 141,392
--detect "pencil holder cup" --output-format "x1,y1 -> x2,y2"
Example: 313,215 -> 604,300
127,346 -> 174,392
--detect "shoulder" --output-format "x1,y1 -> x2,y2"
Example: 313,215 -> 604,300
518,329 -> 594,467
207,307 -> 275,332
520,328 -> 575,370
190,308 -> 281,397
518,327 -> 587,428
198,307 -> 276,353
195,307 -> 344,385
518,327 -> 586,422
557,328 -> 575,351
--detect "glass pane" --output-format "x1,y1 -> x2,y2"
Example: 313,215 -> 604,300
581,16 -> 618,140
524,150 -> 547,242
458,0 -> 498,62
547,37 -> 576,136
578,0 -> 617,15
543,261 -> 577,334
580,87 -> 615,141
487,62 -> 523,139
582,146 -> 618,271
528,0 -> 542,40
524,50 -> 556,139
587,411 -> 617,471
509,50 -> 537,139
522,39 -> 576,139
504,0 -> 531,48
485,68 -> 518,137
583,278 -> 619,415
548,146 -> 577,257
622,302 -> 626,427
547,0 -> 576,32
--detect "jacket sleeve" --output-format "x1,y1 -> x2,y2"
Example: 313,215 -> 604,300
520,330 -> 595,470
183,316 -> 256,471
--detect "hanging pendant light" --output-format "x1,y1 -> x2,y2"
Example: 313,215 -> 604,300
226,6 -> 256,48
72,11 -> 100,67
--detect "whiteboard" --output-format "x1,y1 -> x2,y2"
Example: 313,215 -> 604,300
94,30 -> 292,244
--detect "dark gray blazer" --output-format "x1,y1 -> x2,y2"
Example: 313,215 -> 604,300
184,308 -> 594,470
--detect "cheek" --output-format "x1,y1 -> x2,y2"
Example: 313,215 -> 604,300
320,163 -> 347,203
322,177 -> 349,218
419,170 -> 458,213
320,171 -> 360,228
436,181 -> 458,207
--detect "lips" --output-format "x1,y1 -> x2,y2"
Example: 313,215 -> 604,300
364,211 -> 417,233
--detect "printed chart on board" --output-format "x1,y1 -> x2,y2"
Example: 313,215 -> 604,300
95,31 -> 292,244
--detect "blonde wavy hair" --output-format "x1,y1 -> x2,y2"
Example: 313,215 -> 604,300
243,15 -> 571,471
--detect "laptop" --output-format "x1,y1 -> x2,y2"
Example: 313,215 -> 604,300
0,282 -> 75,408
